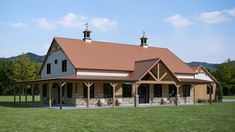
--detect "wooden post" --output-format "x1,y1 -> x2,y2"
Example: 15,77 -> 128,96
209,84 -> 212,105
175,84 -> 180,106
84,82 -> 93,108
110,83 -> 118,108
133,82 -> 140,107
19,86 -> 21,104
59,82 -> 66,110
13,86 -> 16,103
32,85 -> 35,106
193,85 -> 196,105
25,85 -> 28,104
48,83 -> 52,108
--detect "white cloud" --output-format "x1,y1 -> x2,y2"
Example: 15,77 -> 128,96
224,7 -> 235,16
90,18 -> 118,31
199,11 -> 229,24
166,14 -> 193,27
58,12 -> 87,28
36,17 -> 55,30
0,21 -> 28,29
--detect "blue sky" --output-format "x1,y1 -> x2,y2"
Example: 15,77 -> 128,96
0,0 -> 235,63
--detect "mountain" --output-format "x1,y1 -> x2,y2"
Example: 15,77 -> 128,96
7,52 -> 45,64
186,62 -> 219,71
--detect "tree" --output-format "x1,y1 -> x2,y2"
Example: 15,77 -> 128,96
0,59 -> 13,95
11,54 -> 39,82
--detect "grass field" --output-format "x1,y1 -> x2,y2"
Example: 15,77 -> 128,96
0,96 -> 235,132
223,96 -> 235,99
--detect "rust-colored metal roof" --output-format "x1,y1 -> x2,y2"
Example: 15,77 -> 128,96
179,78 -> 212,84
54,37 -> 195,74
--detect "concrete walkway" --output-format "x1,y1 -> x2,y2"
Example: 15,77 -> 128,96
222,99 -> 235,102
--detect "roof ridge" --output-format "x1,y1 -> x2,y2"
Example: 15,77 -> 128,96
135,58 -> 160,63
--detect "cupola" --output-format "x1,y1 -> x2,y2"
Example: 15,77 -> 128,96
83,23 -> 92,42
140,31 -> 148,48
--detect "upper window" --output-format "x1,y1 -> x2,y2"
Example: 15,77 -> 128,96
207,85 -> 213,94
154,84 -> 162,97
83,83 -> 95,98
67,83 -> 73,98
169,84 -> 176,97
183,84 -> 191,97
122,84 -> 132,97
54,59 -> 58,64
46,63 -> 51,74
103,83 -> 113,98
62,60 -> 67,72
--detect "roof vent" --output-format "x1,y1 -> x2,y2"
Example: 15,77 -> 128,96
83,23 -> 92,42
140,31 -> 148,48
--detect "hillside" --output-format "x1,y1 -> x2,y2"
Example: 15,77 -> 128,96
6,52 -> 45,64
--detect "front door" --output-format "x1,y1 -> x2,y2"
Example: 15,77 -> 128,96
138,84 -> 149,103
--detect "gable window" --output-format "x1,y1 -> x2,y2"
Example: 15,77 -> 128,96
183,84 -> 191,97
154,84 -> 162,97
54,59 -> 58,64
42,84 -> 47,97
103,83 -> 113,98
122,84 -> 132,97
207,85 -> 213,94
67,83 -> 73,98
46,63 -> 51,74
83,83 -> 95,98
62,60 -> 67,72
169,84 -> 176,97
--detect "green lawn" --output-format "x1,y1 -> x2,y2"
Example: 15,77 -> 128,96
0,96 -> 235,132
223,96 -> 235,99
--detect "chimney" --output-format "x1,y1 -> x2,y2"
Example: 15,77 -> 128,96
83,23 -> 92,42
140,31 -> 148,48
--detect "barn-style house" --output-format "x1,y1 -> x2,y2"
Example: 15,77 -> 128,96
14,25 -> 218,109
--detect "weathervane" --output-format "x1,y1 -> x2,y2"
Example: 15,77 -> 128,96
143,30 -> 146,37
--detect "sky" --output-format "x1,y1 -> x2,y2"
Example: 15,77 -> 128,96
0,0 -> 235,63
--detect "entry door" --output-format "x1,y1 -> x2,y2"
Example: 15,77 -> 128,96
138,84 -> 149,103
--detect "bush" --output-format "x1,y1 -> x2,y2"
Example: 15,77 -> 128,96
197,99 -> 208,103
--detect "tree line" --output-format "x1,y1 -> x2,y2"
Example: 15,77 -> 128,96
0,54 -> 235,97
0,54 -> 39,95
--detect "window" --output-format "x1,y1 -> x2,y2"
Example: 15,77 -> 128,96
207,85 -> 213,94
122,84 -> 132,97
169,84 -> 176,97
83,83 -> 94,98
103,83 -> 113,98
54,59 -> 58,64
183,84 -> 191,97
154,84 -> 162,97
62,60 -> 67,72
46,63 -> 51,74
42,84 -> 47,97
67,83 -> 73,98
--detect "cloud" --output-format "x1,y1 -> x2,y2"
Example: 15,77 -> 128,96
58,12 -> 87,28
198,11 -> 229,24
166,14 -> 193,27
36,17 -> 55,30
90,18 -> 118,31
0,21 -> 28,29
224,7 -> 235,16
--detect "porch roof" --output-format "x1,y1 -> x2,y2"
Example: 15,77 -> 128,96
179,78 -> 213,84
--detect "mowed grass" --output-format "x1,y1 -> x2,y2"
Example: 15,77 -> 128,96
0,96 -> 235,132
223,96 -> 235,99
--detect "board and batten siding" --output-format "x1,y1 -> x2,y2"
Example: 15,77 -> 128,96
41,49 -> 76,78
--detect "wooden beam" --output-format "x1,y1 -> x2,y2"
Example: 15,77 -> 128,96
157,63 -> 160,79
32,85 -> 35,106
148,71 -> 158,81
175,84 -> 181,106
13,87 -> 16,103
59,82 -> 66,110
84,82 -> 93,108
159,72 -> 168,81
110,83 -> 118,108
192,84 -> 196,105
139,80 -> 176,84
132,82 -> 140,107
48,83 -> 52,108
